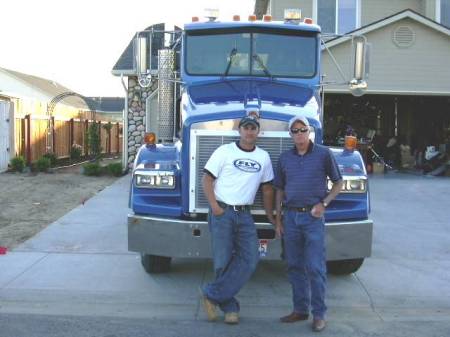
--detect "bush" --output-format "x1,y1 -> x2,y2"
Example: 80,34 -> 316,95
82,162 -> 102,176
70,144 -> 83,161
35,157 -> 51,172
87,123 -> 102,158
106,163 -> 123,177
10,156 -> 26,172
42,152 -> 57,166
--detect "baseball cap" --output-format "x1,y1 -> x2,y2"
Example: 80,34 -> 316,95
288,115 -> 310,130
239,115 -> 260,128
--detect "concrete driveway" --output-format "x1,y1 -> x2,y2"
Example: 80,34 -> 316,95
1,173 -> 449,337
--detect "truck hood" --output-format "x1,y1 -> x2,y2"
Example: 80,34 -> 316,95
187,79 -> 314,107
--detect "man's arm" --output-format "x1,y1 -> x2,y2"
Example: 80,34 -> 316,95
202,174 -> 224,216
261,183 -> 275,224
275,188 -> 285,237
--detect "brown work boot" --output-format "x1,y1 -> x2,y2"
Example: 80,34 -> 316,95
280,312 -> 309,323
199,288 -> 217,322
224,312 -> 239,324
312,318 -> 326,332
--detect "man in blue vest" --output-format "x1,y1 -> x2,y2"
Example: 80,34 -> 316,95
274,115 -> 343,332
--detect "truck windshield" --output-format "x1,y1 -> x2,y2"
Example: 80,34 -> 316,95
185,28 -> 317,78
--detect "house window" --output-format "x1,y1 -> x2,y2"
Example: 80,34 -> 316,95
437,0 -> 450,28
314,0 -> 360,35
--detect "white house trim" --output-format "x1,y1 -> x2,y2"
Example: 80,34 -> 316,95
324,10 -> 450,49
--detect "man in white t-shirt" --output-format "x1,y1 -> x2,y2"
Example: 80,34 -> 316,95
200,115 -> 275,324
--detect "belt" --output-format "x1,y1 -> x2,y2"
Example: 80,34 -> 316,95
286,206 -> 313,212
217,201 -> 251,212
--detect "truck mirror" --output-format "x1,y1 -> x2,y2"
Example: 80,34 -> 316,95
135,32 -> 153,87
349,35 -> 370,96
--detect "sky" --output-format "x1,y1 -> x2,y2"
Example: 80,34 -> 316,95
0,0 -> 255,97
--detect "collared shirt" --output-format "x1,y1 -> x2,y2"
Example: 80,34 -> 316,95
273,141 -> 342,207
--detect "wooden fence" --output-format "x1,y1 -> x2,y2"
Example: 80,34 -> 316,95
14,115 -> 123,163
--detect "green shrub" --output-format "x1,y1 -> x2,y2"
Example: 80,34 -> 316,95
82,162 -> 102,176
87,123 -> 102,158
35,157 -> 51,172
70,144 -> 83,160
10,156 -> 25,172
42,152 -> 57,166
106,163 -> 123,177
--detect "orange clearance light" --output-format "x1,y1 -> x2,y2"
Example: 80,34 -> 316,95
344,135 -> 357,151
248,14 -> 257,22
304,17 -> 314,24
144,132 -> 156,145
263,14 -> 272,22
192,16 -> 199,22
233,15 -> 240,21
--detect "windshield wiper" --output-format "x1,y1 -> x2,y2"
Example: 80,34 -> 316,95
252,54 -> 273,79
223,48 -> 237,77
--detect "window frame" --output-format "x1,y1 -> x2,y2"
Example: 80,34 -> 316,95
312,0 -> 361,35
436,0 -> 450,27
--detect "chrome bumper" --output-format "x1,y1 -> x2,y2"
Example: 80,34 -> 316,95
128,214 -> 373,261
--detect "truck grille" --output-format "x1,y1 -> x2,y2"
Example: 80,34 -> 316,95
192,134 -> 293,212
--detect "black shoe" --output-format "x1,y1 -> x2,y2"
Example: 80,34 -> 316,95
280,312 -> 309,323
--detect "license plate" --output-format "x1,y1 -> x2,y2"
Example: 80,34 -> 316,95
258,239 -> 268,257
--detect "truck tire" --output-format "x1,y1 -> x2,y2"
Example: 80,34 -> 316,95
327,258 -> 364,275
141,254 -> 172,274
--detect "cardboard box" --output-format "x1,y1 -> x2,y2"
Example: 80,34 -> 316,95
372,162 -> 385,174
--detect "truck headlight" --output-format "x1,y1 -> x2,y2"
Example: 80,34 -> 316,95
134,171 -> 176,189
328,176 -> 367,193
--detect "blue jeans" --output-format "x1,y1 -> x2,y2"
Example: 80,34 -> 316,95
283,210 -> 327,319
202,207 -> 259,313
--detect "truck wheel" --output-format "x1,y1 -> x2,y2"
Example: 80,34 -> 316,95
327,258 -> 364,275
141,254 -> 172,274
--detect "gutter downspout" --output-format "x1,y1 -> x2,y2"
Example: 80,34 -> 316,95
121,74 -> 128,173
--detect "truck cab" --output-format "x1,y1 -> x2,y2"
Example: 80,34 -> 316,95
128,12 -> 372,274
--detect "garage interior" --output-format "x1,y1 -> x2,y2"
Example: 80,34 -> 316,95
323,94 -> 450,173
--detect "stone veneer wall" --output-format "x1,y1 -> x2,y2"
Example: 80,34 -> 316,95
126,76 -> 158,168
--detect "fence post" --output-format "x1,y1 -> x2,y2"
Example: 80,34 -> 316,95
107,123 -> 112,154
20,117 -> 26,157
51,116 -> 56,154
98,121 -> 102,154
69,118 -> 74,155
25,114 -> 31,164
116,122 -> 120,154
84,119 -> 89,156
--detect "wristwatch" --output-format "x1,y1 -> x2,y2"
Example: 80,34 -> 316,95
321,200 -> 328,208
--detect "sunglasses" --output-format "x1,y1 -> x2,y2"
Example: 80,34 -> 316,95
290,127 -> 309,134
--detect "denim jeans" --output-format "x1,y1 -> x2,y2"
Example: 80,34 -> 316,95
202,207 -> 259,313
283,210 -> 327,319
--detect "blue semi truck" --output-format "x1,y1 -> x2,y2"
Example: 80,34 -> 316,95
128,10 -> 373,274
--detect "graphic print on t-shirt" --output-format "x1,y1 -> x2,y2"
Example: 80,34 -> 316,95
233,158 -> 262,173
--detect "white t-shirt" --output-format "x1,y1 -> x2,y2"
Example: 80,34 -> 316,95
204,142 -> 274,205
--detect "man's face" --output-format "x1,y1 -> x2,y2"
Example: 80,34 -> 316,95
239,124 -> 260,145
290,121 -> 310,146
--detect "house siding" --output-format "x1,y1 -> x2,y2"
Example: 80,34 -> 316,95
361,0 -> 423,25
321,17 -> 450,94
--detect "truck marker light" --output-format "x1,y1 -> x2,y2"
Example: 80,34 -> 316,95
144,132 -> 156,145
233,15 -> 240,21
344,135 -> 357,151
263,15 -> 272,22
248,14 -> 257,22
304,18 -> 313,24
284,8 -> 302,21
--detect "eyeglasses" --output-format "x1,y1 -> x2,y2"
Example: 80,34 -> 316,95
290,127 -> 309,134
